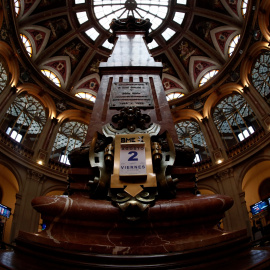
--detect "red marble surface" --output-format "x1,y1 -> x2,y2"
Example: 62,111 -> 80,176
28,193 -> 235,255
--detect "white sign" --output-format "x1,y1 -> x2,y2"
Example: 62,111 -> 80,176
119,143 -> 146,176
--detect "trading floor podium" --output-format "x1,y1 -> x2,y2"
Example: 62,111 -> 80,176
1,17 -> 270,270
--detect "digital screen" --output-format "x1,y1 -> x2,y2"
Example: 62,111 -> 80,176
0,203 -> 11,218
250,200 -> 269,215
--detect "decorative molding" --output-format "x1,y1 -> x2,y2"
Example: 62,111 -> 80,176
216,168 -> 234,180
27,169 -> 45,184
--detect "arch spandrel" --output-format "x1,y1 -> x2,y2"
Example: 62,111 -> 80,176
56,109 -> 91,126
172,109 -> 203,124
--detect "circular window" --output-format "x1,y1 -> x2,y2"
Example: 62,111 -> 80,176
93,0 -> 170,31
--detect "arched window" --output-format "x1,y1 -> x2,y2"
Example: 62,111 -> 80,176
50,121 -> 88,165
41,69 -> 61,87
228,35 -> 240,57
166,92 -> 184,101
1,94 -> 47,149
75,92 -> 96,103
241,0 -> 248,17
14,0 -> 21,17
175,120 -> 210,163
212,93 -> 261,150
199,69 -> 219,87
251,51 -> 270,105
20,34 -> 32,57
0,57 -> 8,94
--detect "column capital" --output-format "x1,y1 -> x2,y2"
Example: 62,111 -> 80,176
216,168 -> 234,180
201,117 -> 208,124
27,169 -> 45,184
242,85 -> 250,94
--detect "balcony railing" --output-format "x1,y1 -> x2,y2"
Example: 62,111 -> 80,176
0,130 -> 34,159
226,127 -> 265,158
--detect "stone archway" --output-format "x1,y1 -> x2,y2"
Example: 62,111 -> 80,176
0,164 -> 19,244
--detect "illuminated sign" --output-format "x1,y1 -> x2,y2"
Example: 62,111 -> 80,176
0,204 -> 11,218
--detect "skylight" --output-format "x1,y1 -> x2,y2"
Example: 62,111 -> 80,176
85,28 -> 100,41
161,28 -> 176,41
76,11 -> 88,24
147,39 -> 159,50
102,40 -> 114,49
173,12 -> 185,25
92,0 -> 170,32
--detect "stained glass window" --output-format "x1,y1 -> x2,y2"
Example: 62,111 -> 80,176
50,121 -> 88,165
20,34 -> 32,57
1,94 -> 47,149
0,58 -> 8,94
251,52 -> 270,105
75,92 -> 96,103
199,70 -> 219,87
175,120 -> 210,163
228,35 -> 240,57
41,69 -> 61,87
212,94 -> 260,149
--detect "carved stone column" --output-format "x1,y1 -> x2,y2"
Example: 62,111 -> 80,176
9,193 -> 22,244
215,168 -> 249,231
239,191 -> 252,237
36,117 -> 59,163
202,117 -> 227,163
17,170 -> 45,234
0,86 -> 17,120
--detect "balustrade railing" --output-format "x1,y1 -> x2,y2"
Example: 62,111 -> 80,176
0,130 -> 34,159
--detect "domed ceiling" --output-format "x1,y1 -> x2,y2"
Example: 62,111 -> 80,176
7,0 -> 249,105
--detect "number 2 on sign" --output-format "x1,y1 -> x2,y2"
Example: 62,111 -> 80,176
128,151 -> 138,161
